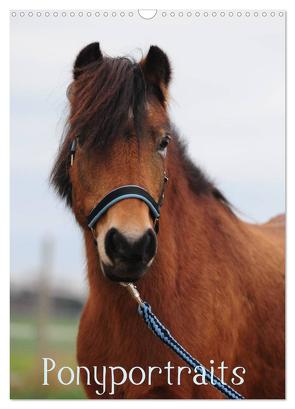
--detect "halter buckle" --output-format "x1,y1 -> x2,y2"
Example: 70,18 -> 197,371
154,217 -> 160,234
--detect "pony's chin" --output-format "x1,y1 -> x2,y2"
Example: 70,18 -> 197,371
100,261 -> 147,283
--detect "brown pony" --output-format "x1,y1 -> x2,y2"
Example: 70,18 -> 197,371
51,43 -> 285,399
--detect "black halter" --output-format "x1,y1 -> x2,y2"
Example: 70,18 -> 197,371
70,138 -> 168,234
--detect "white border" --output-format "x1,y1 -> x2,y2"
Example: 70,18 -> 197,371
1,0 -> 293,408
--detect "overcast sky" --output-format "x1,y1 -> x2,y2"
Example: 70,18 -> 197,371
10,11 -> 285,295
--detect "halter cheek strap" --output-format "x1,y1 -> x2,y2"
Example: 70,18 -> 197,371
87,185 -> 160,230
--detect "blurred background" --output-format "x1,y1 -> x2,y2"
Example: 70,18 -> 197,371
10,10 -> 285,398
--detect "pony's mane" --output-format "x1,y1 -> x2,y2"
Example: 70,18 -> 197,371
175,134 -> 234,213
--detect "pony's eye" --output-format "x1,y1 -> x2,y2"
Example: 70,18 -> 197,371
158,134 -> 171,156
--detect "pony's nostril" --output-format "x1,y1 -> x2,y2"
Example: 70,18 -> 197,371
142,229 -> 157,263
105,228 -> 124,260
105,228 -> 157,264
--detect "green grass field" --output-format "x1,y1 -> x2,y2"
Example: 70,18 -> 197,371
11,315 -> 86,399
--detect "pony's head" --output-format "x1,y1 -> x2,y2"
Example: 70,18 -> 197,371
51,43 -> 172,282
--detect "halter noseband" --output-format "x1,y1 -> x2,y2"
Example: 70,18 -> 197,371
87,185 -> 161,229
70,138 -> 168,235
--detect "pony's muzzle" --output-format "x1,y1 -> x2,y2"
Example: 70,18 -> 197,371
103,227 -> 157,282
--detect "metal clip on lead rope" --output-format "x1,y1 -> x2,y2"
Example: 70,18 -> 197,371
120,282 -> 144,306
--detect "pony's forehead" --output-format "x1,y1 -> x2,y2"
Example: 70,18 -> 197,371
147,101 -> 169,127
126,101 -> 169,134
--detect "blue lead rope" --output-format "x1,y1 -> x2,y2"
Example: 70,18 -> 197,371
138,302 -> 244,399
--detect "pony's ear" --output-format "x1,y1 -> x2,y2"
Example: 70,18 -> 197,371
73,42 -> 103,80
141,46 -> 171,87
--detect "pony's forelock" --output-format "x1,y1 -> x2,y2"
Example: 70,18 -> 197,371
68,56 -> 148,150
